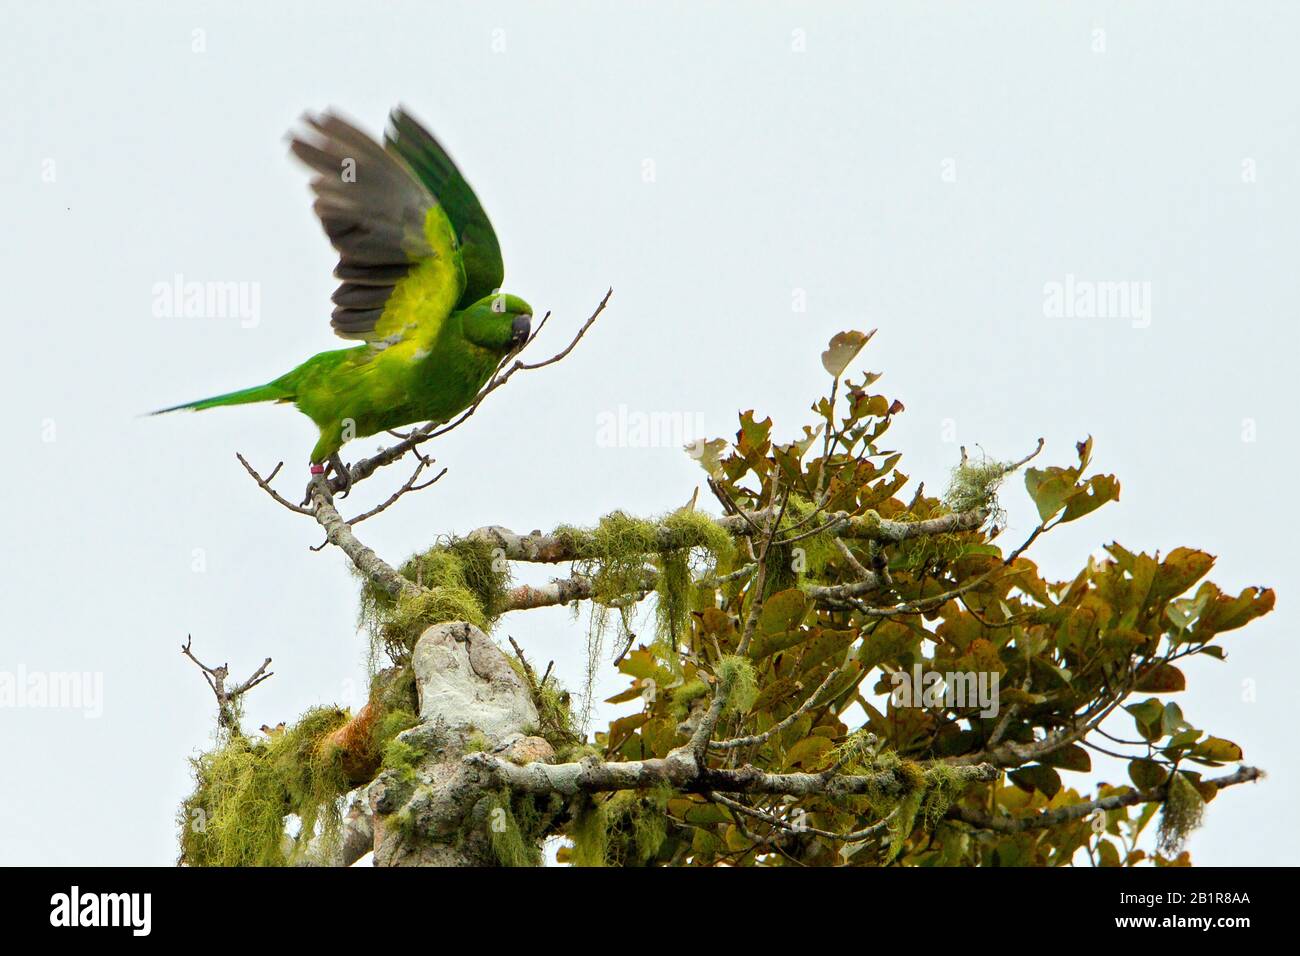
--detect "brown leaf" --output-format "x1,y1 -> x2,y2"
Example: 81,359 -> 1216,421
820,330 -> 874,378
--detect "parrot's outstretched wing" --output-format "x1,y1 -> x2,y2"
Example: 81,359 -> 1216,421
384,107 -> 504,309
289,111 -> 466,345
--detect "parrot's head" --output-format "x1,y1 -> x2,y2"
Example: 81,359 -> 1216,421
462,293 -> 533,355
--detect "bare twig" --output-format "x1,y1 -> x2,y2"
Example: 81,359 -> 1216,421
707,791 -> 892,844
180,634 -> 273,733
236,455 -> 314,515
346,458 -> 448,526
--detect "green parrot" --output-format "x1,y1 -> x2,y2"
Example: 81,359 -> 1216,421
154,107 -> 533,481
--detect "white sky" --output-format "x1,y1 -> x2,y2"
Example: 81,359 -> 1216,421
2,0 -> 1296,865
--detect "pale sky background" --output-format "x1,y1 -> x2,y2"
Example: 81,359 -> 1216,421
2,0 -> 1296,866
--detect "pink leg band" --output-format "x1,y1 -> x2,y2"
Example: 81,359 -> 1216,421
310,464 -> 325,475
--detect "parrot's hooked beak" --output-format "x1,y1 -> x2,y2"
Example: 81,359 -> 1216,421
511,314 -> 531,347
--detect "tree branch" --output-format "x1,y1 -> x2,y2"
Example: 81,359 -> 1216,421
463,506 -> 988,568
466,750 -> 999,799
180,634 -> 273,733
500,570 -> 657,612
307,476 -> 417,598
951,766 -> 1263,833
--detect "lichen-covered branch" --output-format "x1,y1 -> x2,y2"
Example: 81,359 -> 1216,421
463,506 -> 988,567
308,475 -> 418,598
467,749 -> 999,799
951,766 -> 1263,834
947,689 -> 1129,768
501,571 -> 656,612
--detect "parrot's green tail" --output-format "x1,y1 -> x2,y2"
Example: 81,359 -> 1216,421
150,381 -> 292,416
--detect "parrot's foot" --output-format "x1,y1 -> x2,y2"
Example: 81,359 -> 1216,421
301,463 -> 328,507
328,453 -> 354,498
300,457 -> 352,505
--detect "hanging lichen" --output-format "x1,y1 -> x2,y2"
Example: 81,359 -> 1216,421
828,729 -> 877,772
273,706 -> 351,856
567,794 -> 610,867
875,756 -> 927,863
669,679 -> 710,722
177,661 -> 432,868
887,501 -> 968,576
565,786 -> 672,866
553,510 -> 736,732
849,751 -> 968,864
574,603 -> 622,733
1157,770 -> 1206,855
780,496 -> 840,581
178,736 -> 283,867
484,790 -> 547,867
885,790 -> 925,863
178,706 -> 352,867
716,655 -> 758,716
605,786 -> 672,865
556,511 -> 660,603
357,536 -> 511,669
918,762 -> 969,828
943,455 -> 1010,521
654,548 -> 691,653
